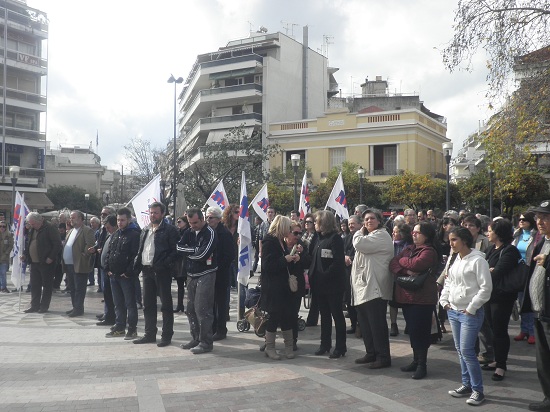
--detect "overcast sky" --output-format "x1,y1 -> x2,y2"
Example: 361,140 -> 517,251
26,0 -> 493,172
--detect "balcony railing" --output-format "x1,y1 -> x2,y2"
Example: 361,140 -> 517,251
0,48 -> 47,69
200,112 -> 262,125
0,86 -> 46,106
201,54 -> 263,69
201,82 -> 262,97
367,169 -> 403,176
0,7 -> 48,34
2,126 -> 46,141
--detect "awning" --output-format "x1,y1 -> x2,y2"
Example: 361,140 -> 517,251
209,67 -> 256,81
0,190 -> 54,210
206,127 -> 254,145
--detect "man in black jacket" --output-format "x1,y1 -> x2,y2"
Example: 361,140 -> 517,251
23,212 -> 62,313
133,202 -> 179,347
105,207 -> 141,340
177,208 -> 217,354
206,206 -> 236,341
527,201 -> 550,412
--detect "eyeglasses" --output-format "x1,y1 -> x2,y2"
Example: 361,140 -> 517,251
292,231 -> 302,236
233,210 -> 240,214
519,218 -> 526,222
305,221 -> 314,224
206,216 -> 218,220
0,225 -> 6,228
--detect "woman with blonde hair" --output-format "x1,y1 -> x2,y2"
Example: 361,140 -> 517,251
260,215 -> 300,360
309,210 -> 346,358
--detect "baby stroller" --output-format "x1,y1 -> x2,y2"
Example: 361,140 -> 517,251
237,286 -> 268,337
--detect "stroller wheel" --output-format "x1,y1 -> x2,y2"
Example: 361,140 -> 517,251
298,318 -> 306,331
245,322 -> 251,331
237,320 -> 248,332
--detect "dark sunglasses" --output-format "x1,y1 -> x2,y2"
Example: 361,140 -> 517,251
305,221 -> 314,224
292,231 -> 302,236
519,218 -> 527,222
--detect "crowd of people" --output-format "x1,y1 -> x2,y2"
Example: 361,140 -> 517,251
1,199 -> 549,410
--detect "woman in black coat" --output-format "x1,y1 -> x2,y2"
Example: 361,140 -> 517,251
309,210 -> 346,359
483,218 -> 521,381
260,215 -> 300,360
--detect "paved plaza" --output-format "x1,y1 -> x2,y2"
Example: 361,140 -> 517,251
0,277 -> 542,412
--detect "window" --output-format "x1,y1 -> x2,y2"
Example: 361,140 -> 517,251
330,148 -> 345,169
373,145 -> 397,175
254,74 -> 263,85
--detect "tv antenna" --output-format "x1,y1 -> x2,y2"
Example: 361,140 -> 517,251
281,20 -> 300,38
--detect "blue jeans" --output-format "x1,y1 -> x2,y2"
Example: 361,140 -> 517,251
0,262 -> 8,290
518,292 -> 535,335
448,308 -> 485,394
110,275 -> 138,331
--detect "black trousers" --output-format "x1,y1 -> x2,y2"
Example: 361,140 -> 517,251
142,268 -> 174,341
291,292 -> 302,341
402,304 -> 434,350
318,291 -> 346,352
101,268 -> 116,322
486,299 -> 515,370
535,319 -> 550,399
356,298 -> 391,362
29,262 -> 55,310
212,286 -> 228,336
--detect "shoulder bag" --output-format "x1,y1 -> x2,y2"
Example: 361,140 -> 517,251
496,247 -> 529,294
396,268 -> 433,291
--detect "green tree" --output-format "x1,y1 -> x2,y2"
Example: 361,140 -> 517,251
457,169 -> 495,213
382,171 -> 455,211
310,162 -> 384,212
47,185 -> 103,216
180,126 -> 280,208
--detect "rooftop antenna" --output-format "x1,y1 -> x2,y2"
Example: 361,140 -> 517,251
247,20 -> 254,32
281,20 -> 299,38
322,34 -> 334,58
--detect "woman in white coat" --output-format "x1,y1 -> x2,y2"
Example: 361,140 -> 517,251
351,209 -> 394,369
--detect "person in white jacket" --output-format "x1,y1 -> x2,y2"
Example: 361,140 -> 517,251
351,209 -> 394,369
440,227 -> 492,407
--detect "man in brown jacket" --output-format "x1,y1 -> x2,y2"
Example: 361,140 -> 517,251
62,210 -> 95,317
23,213 -> 62,313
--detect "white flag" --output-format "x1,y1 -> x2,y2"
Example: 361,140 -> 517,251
11,192 -> 29,290
298,171 -> 311,219
237,171 -> 252,286
206,180 -> 229,211
128,174 -> 161,228
250,183 -> 269,222
324,172 -> 349,220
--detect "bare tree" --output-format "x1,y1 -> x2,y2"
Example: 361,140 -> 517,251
443,0 -> 550,102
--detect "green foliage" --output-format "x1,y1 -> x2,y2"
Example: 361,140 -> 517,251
382,171 -> 456,210
47,185 -> 103,216
310,162 -> 384,212
265,183 -> 294,215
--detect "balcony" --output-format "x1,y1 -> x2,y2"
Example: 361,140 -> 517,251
183,112 -> 262,150
5,126 -> 46,142
0,48 -> 47,74
0,7 -> 48,38
0,86 -> 46,111
181,83 -> 262,126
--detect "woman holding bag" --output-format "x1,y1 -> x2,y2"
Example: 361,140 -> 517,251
260,215 -> 300,360
389,222 -> 440,379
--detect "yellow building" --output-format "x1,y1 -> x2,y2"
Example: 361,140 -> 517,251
268,105 -> 450,185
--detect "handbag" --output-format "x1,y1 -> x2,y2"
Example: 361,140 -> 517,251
288,269 -> 298,292
244,305 -> 268,337
496,247 -> 529,294
396,268 -> 432,291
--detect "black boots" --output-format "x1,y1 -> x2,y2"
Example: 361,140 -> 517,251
411,348 -> 428,380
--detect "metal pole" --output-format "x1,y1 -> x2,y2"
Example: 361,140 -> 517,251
489,170 -> 494,220
172,81 -> 177,221
293,167 -> 298,212
446,162 -> 450,211
359,176 -> 364,204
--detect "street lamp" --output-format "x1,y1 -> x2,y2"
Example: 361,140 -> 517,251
357,167 -> 365,205
104,190 -> 110,205
168,74 -> 183,222
9,166 -> 20,224
291,154 -> 300,212
84,193 -> 89,225
488,168 -> 494,220
443,142 -> 453,212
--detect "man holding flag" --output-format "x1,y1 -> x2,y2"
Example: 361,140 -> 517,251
23,213 -> 62,313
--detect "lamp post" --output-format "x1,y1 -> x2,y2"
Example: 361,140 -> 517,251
443,142 -> 453,212
9,166 -> 19,224
357,167 -> 365,205
84,193 -> 89,225
291,154 -> 300,212
168,74 -> 183,222
489,168 -> 494,220
160,179 -> 166,206
104,190 -> 110,205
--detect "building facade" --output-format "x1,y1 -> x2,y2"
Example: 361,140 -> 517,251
0,0 -> 50,217
177,28 -> 337,171
269,77 -> 449,184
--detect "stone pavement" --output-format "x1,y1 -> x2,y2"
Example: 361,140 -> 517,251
0,278 -> 542,412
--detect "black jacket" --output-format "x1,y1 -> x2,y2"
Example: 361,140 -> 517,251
177,223 -> 217,278
25,220 -> 62,265
106,225 -> 141,277
213,223 -> 236,289
260,234 -> 292,313
485,243 -> 521,302
308,231 -> 346,296
134,220 -> 179,275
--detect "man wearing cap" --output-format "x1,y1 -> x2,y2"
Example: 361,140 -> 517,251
526,200 -> 550,411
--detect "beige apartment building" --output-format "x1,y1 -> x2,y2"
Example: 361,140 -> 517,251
268,105 -> 450,184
